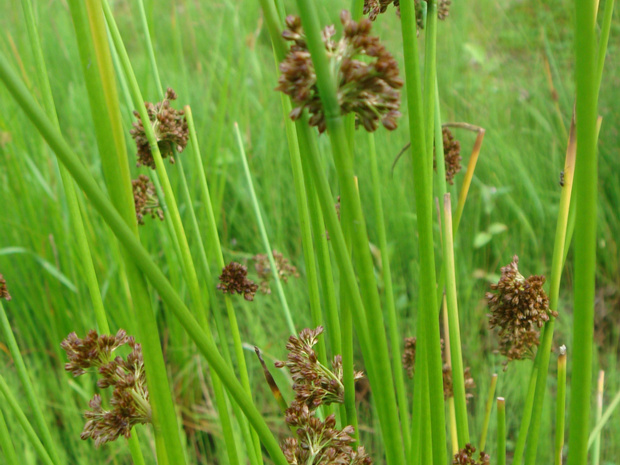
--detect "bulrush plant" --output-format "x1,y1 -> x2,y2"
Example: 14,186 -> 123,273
0,0 -> 613,464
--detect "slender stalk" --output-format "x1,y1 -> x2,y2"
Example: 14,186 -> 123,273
479,374 -> 498,452
497,398 -> 506,465
235,123 -> 296,334
128,434 -> 146,465
441,193 -> 470,447
595,0 -> 615,93
566,0 -> 599,458
555,346 -> 567,465
592,370 -> 604,465
0,52 -> 289,465
588,387 -> 620,448
0,405 -> 18,464
400,0 -> 448,462
511,366 -> 539,464
0,375 -> 55,465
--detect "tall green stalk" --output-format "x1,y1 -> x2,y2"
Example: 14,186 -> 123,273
567,0 -> 599,460
555,347 -> 567,465
479,373 -> 498,452
591,370 -> 605,465
0,405 -> 17,464
497,398 -> 506,465
399,1 -> 447,462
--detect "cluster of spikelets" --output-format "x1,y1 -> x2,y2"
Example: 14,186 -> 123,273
452,443 -> 490,465
131,175 -> 164,225
0,274 -> 10,301
486,256 -> 556,366
363,0 -> 451,29
438,127 -> 462,185
402,337 -> 475,401
253,250 -> 300,294
217,262 -> 259,301
275,327 -> 370,465
276,11 -> 403,134
130,87 -> 189,169
61,329 -> 150,446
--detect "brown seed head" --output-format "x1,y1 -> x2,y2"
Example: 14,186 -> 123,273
252,250 -> 300,294
453,443 -> 490,465
0,274 -> 11,301
217,262 -> 258,301
277,11 -> 402,134
434,127 -> 462,184
130,87 -> 188,169
402,336 -> 417,378
132,175 -> 164,225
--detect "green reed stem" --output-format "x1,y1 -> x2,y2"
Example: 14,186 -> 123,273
555,347 -> 567,465
293,2 -> 406,462
511,365 -> 538,465
235,123 -> 296,335
524,94 -> 578,465
567,0 -> 599,459
592,370 -> 604,465
497,398 -> 506,465
0,405 -> 18,464
368,131 -> 411,456
479,373 -> 498,452
128,433 -> 146,465
400,0 -> 447,462
0,375 -> 55,465
595,0 -> 614,93
441,194 -> 470,447
0,53 -> 289,465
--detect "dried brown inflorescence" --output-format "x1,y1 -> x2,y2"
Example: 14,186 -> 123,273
0,274 -> 10,301
364,0 -> 451,29
453,443 -> 490,465
276,326 -> 363,409
132,175 -> 164,225
217,262 -> 259,301
61,329 -> 151,447
281,402 -> 372,465
130,87 -> 189,169
363,0 -> 400,21
276,11 -> 403,134
436,127 -> 462,185
253,250 -> 300,294
486,256 -> 556,366
277,327 -> 370,465
402,336 -> 417,378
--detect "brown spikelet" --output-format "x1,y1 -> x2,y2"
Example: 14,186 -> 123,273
132,175 -> 164,225
217,262 -> 259,301
0,274 -> 11,301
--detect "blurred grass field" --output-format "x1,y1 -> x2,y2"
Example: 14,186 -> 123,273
0,0 -> 618,463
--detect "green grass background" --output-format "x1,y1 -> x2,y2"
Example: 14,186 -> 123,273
0,0 -> 618,463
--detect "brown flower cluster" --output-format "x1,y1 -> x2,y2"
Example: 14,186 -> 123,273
364,0 -> 451,29
281,402 -> 372,465
132,175 -> 164,225
217,262 -> 259,301
0,274 -> 10,301
434,127 -> 462,185
363,0 -> 400,21
277,327 -> 369,465
453,444 -> 490,465
61,329 -> 151,447
130,87 -> 188,169
486,256 -> 556,365
276,326 -> 363,409
402,337 -> 475,400
276,11 -> 402,134
253,250 -> 300,294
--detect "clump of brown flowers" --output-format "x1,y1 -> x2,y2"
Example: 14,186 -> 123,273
402,336 -> 475,400
486,256 -> 556,366
276,11 -> 403,134
217,262 -> 259,301
363,0 -> 400,21
61,329 -> 150,447
130,87 -> 188,169
132,175 -> 164,225
453,443 -> 490,465
276,326 -> 363,409
0,274 -> 10,301
252,250 -> 300,294
434,127 -> 462,184
281,402 -> 372,465
402,336 -> 417,378
276,327 -> 370,465
364,0 -> 451,29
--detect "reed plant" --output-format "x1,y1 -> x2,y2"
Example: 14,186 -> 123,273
0,0 -> 617,464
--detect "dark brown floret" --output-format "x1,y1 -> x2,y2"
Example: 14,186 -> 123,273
486,256 -> 556,366
217,262 -> 259,301
364,0 -> 451,28
453,443 -> 490,465
130,87 -> 189,169
61,330 -> 150,447
252,250 -> 300,294
0,274 -> 11,301
276,11 -> 402,134
132,175 -> 164,225
402,336 -> 417,378
443,365 -> 476,401
275,326 -> 363,409
434,127 -> 462,185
